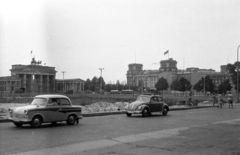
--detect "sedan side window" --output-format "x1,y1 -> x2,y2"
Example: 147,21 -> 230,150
61,98 -> 71,106
47,98 -> 60,106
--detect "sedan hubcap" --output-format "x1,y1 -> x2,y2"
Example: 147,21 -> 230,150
34,119 -> 40,126
69,116 -> 74,123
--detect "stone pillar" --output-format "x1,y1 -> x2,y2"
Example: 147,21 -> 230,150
31,74 -> 34,92
23,74 -> 27,89
46,75 -> 49,92
39,75 -> 43,92
53,76 -> 55,92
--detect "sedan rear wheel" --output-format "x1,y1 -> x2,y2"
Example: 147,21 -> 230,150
67,115 -> 76,125
142,108 -> 150,117
13,122 -> 23,127
31,116 -> 42,128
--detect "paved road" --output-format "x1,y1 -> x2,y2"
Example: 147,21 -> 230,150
1,105 -> 240,155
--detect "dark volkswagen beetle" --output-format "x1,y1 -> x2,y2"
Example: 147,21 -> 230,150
124,94 -> 169,117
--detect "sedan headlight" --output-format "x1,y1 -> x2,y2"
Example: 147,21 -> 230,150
137,106 -> 142,111
8,109 -> 12,114
24,110 -> 28,114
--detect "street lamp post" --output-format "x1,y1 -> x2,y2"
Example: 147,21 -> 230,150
99,68 -> 104,94
237,45 -> 240,103
202,75 -> 206,96
61,71 -> 66,92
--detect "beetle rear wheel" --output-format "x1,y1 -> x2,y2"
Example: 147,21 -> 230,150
162,107 -> 168,116
67,115 -> 76,125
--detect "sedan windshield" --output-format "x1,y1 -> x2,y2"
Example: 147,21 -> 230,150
136,96 -> 150,102
31,98 -> 47,106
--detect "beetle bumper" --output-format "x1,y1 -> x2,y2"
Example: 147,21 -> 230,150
123,110 -> 142,114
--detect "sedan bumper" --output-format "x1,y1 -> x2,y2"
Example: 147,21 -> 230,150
8,114 -> 31,123
77,115 -> 83,119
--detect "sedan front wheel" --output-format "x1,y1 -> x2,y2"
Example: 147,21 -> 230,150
31,116 -> 42,128
67,115 -> 76,125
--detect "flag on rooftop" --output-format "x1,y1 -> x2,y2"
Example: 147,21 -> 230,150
164,50 -> 169,55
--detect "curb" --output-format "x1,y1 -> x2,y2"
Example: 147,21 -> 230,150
0,105 -> 212,123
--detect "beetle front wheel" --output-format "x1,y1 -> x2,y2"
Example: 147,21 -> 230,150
142,108 -> 150,117
126,112 -> 132,117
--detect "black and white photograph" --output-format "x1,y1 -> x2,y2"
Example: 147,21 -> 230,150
0,0 -> 240,154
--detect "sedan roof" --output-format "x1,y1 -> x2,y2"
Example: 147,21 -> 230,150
35,94 -> 69,99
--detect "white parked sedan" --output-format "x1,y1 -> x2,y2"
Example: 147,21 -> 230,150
8,94 -> 83,128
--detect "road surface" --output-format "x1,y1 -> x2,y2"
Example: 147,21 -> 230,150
1,105 -> 240,155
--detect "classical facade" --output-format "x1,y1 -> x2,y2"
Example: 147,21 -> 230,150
126,58 -> 178,90
126,58 -> 231,92
0,58 -> 85,93
56,78 -> 85,93
9,58 -> 57,93
0,76 -> 21,92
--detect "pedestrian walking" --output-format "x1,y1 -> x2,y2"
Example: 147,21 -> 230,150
212,93 -> 217,107
217,94 -> 223,108
227,92 -> 233,108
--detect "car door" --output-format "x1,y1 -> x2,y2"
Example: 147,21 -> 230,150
57,98 -> 72,120
149,96 -> 161,112
158,97 -> 164,112
45,98 -> 62,122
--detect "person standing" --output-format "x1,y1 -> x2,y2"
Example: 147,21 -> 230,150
212,93 -> 217,107
217,94 -> 223,108
227,92 -> 233,108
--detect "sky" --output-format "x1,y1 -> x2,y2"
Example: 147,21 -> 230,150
0,0 -> 240,84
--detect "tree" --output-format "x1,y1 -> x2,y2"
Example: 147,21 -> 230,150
104,84 -> 112,92
179,77 -> 192,92
227,62 -> 240,91
155,77 -> 169,93
193,75 -> 215,93
98,76 -> 105,92
218,79 -> 232,94
84,79 -> 91,90
116,80 -> 123,91
170,79 -> 181,91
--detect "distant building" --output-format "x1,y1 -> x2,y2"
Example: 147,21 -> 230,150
0,76 -> 21,93
0,57 -> 85,93
126,58 -> 178,90
56,78 -> 85,93
126,58 -> 231,92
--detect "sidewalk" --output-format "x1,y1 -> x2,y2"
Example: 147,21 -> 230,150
0,103 -> 213,123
